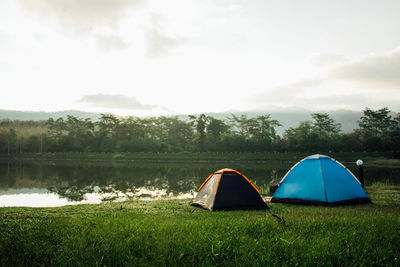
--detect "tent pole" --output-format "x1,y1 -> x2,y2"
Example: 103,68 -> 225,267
358,165 -> 364,187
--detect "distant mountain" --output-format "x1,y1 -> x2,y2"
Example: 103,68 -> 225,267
0,109 -> 101,121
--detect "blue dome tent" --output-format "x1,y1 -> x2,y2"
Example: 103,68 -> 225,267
271,154 -> 370,205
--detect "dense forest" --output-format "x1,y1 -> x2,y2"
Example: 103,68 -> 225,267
0,107 -> 399,157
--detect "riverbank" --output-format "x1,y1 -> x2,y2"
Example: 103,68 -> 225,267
3,151 -> 394,164
1,185 -> 399,266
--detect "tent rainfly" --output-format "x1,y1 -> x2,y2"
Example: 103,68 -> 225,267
271,154 -> 370,205
192,168 -> 268,211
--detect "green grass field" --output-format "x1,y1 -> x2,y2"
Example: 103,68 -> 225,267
1,185 -> 399,266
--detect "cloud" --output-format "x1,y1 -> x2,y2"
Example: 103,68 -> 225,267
18,0 -> 145,32
144,13 -> 188,58
249,78 -> 363,109
0,31 -> 9,42
249,78 -> 332,110
250,78 -> 324,103
303,94 -> 400,111
250,77 -> 400,111
330,47 -> 400,88
0,61 -> 12,72
95,34 -> 129,52
249,47 -> 400,111
0,30 -> 14,49
313,53 -> 347,67
285,79 -> 324,89
292,94 -> 369,110
252,89 -> 371,111
78,94 -> 162,110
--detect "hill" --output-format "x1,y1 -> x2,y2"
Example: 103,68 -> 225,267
0,109 -> 101,121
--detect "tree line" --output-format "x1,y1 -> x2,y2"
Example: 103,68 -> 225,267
0,107 -> 399,156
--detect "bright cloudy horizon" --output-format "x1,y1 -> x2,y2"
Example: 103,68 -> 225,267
1,0 -> 400,116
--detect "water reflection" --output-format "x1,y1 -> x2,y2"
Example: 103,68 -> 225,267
0,160 -> 398,207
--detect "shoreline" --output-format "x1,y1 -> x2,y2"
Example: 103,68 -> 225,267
1,151 -> 395,164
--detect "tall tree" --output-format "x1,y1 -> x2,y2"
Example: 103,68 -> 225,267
46,118 -> 70,151
158,116 -> 193,152
206,117 -> 229,139
97,114 -> 120,137
0,128 -> 9,153
358,107 -> 395,151
311,113 -> 341,138
189,114 -> 207,152
8,128 -> 18,154
65,116 -> 95,151
205,116 -> 229,151
47,118 -> 67,137
228,114 -> 251,138
358,107 -> 394,139
254,115 -> 282,142
283,121 -> 318,152
96,114 -> 120,152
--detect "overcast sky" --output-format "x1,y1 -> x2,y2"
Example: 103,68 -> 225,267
1,0 -> 400,116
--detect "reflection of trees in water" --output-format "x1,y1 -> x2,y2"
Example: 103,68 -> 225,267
0,161 -> 49,189
48,185 -> 90,202
1,161 -> 397,202
0,161 -> 214,201
45,166 -> 204,201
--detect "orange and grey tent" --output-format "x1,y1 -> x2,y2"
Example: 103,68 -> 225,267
191,168 -> 268,211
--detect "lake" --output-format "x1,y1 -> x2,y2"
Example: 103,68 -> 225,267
0,159 -> 399,207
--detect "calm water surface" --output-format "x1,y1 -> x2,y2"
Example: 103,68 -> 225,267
0,160 -> 398,207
